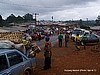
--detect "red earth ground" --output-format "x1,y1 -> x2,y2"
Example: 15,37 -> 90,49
33,39 -> 100,75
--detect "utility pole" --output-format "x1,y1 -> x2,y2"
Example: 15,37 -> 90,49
86,18 -> 88,22
52,16 -> 53,22
72,19 -> 73,23
86,18 -> 88,25
33,13 -> 39,25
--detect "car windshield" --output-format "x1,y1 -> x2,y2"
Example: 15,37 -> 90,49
72,30 -> 84,35
86,34 -> 97,38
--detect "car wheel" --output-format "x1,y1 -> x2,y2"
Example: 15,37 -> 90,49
23,70 -> 31,75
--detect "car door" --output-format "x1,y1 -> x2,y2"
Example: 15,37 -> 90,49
90,34 -> 99,43
6,51 -> 24,75
86,34 -> 92,43
21,52 -> 36,74
87,34 -> 99,43
29,57 -> 36,70
0,54 -> 9,75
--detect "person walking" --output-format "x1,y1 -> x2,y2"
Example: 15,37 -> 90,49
58,32 -> 63,47
65,32 -> 69,47
38,33 -> 41,41
22,35 -> 32,57
81,33 -> 87,49
22,39 -> 31,57
45,33 -> 50,42
43,37 -> 52,70
75,33 -> 81,50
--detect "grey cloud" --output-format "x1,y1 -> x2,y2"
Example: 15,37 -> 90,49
0,0 -> 96,11
30,0 -> 96,8
0,0 -> 98,20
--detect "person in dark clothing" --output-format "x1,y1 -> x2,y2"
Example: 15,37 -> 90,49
58,33 -> 63,47
38,33 -> 41,41
45,34 -> 50,42
43,37 -> 52,70
65,32 -> 69,47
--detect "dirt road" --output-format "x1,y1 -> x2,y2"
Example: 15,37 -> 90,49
33,39 -> 100,75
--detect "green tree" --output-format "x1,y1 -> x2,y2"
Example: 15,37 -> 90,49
95,16 -> 100,26
79,19 -> 83,26
6,14 -> 16,23
0,15 -> 4,27
0,15 -> 3,23
23,13 -> 33,22
16,16 -> 24,23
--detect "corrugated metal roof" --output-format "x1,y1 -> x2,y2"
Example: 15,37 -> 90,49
0,28 -> 9,32
0,26 -> 27,32
90,26 -> 100,30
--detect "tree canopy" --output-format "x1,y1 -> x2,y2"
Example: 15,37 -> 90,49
23,13 -> 33,22
0,13 -> 36,27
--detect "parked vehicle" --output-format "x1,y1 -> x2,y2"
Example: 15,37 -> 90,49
81,33 -> 100,45
71,28 -> 90,42
71,29 -> 84,41
0,49 -> 36,75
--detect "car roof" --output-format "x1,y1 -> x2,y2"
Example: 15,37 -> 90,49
0,48 -> 18,54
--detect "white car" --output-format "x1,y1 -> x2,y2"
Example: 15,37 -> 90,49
71,29 -> 90,42
71,29 -> 84,41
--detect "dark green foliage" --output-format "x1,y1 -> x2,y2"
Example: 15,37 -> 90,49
95,16 -> 100,26
0,15 -> 5,27
23,13 -> 33,22
16,16 -> 24,23
6,14 -> 16,23
0,13 -> 36,27
0,15 -> 2,23
95,19 -> 100,26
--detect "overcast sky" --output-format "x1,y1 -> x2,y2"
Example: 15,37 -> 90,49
0,0 -> 100,21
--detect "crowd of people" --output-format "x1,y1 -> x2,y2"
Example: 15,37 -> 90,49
58,32 -> 70,48
57,31 -> 89,50
20,29 -> 99,71
21,31 -> 52,70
